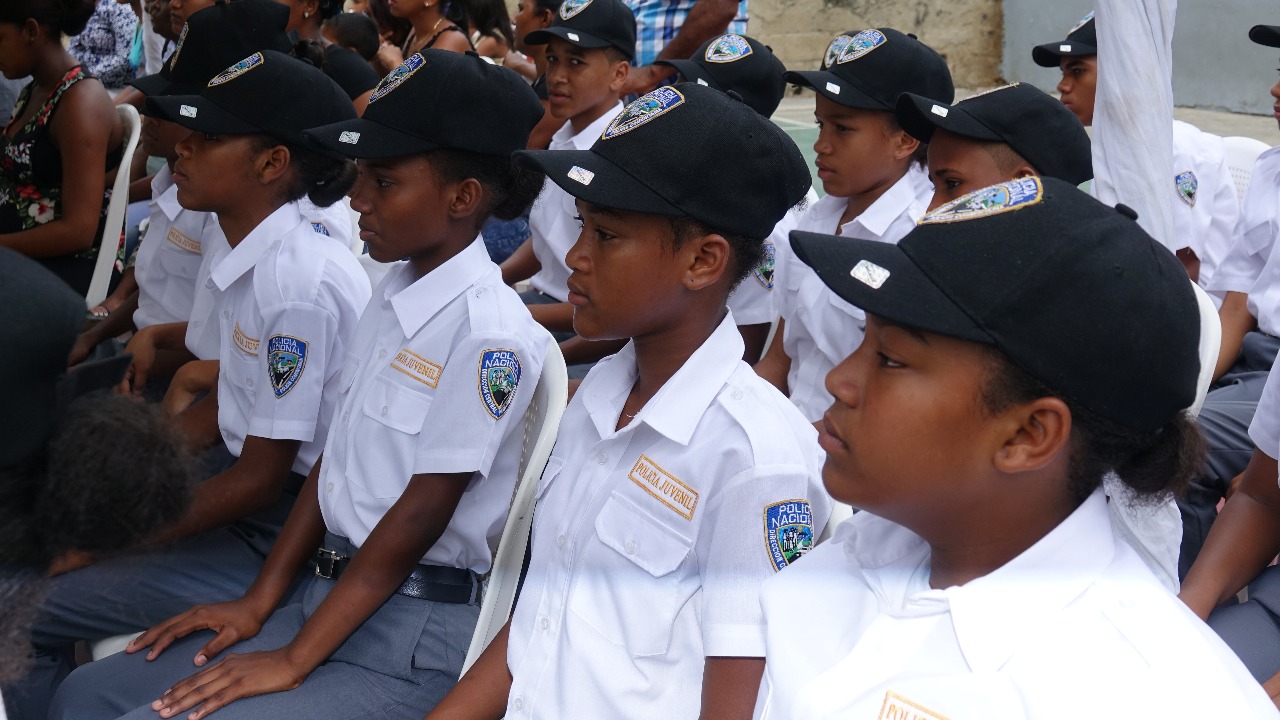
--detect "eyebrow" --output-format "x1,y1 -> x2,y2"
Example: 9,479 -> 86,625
876,317 -> 931,345
584,202 -> 625,220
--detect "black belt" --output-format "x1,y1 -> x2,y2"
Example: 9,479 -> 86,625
314,547 -> 479,604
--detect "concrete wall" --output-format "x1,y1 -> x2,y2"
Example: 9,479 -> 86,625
1002,0 -> 1276,115
749,0 -> 1003,89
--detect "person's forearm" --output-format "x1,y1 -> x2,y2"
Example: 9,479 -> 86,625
83,291 -> 140,346
143,320 -> 192,353
240,465 -> 328,617
651,0 -> 739,64
699,656 -> 765,720
500,238 -> 540,286
170,382 -> 222,451
1216,291 -> 1256,380
425,624 -> 513,720
1181,449 -> 1280,618
0,215 -> 104,257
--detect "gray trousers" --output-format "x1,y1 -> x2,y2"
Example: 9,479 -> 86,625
1208,564 -> 1280,683
1179,331 -> 1280,578
4,448 -> 302,720
48,558 -> 477,719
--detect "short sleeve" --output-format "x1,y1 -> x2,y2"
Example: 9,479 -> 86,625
696,464 -> 821,657
1248,359 -> 1280,460
413,333 -> 538,477
247,300 -> 338,441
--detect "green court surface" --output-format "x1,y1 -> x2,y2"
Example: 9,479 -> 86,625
771,100 -> 824,197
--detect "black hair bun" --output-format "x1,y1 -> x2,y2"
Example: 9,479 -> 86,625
61,0 -> 96,36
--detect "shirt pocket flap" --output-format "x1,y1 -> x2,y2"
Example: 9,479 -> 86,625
361,375 -> 433,434
593,496 -> 691,578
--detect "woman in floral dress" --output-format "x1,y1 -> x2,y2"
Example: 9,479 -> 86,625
0,0 -> 125,296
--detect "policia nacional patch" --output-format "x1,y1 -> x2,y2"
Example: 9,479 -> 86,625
764,499 -> 814,571
267,335 -> 308,398
479,349 -> 522,419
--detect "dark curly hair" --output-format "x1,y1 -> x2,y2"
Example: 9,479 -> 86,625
0,0 -> 96,36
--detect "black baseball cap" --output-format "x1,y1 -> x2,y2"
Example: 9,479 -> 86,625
0,249 -> 132,468
523,0 -> 636,60
306,50 -> 544,158
791,176 -> 1199,433
1032,11 -> 1097,67
129,0 -> 292,97
653,33 -> 787,117
1249,25 -> 1280,47
786,28 -> 954,110
514,82 -> 810,240
147,50 -> 356,155
895,83 -> 1093,185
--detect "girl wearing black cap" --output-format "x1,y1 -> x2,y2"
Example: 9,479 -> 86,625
0,0 -> 127,296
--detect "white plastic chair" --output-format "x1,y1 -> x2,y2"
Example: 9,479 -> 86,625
343,196 -> 362,256
1188,282 -> 1222,419
461,338 -> 567,675
85,104 -> 143,309
1222,135 -> 1270,202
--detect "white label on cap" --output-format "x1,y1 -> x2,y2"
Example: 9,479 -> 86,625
179,104 -> 197,118
931,104 -> 949,117
567,32 -> 580,42
851,260 -> 890,289
1059,44 -> 1072,52
824,81 -> 841,95
696,78 -> 708,86
338,131 -> 361,144
568,166 -> 595,185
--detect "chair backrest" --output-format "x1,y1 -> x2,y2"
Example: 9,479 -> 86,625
1187,281 -> 1222,419
85,104 -> 143,309
461,338 -> 568,676
1222,135 -> 1270,203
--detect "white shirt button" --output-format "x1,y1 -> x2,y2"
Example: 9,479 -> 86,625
512,698 -> 523,712
342,411 -> 350,423
556,535 -> 567,549
596,451 -> 608,465
381,406 -> 389,417
222,309 -> 230,319
246,378 -> 254,388
731,387 -> 744,401
325,482 -> 334,493
540,617 -> 549,630
377,348 -> 387,359
624,539 -> 637,555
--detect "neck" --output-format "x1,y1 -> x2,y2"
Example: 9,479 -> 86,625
296,19 -> 324,43
618,306 -> 725,431
219,202 -> 281,248
836,168 -> 908,229
407,230 -> 475,279
569,96 -> 618,135
410,5 -> 448,41
30,43 -> 77,88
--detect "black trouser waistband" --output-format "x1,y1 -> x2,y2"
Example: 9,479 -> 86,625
315,533 -> 478,604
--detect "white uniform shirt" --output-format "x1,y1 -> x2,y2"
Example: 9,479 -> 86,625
726,190 -> 819,327
505,313 -> 831,719
132,167 -> 217,329
776,165 -> 932,421
194,202 -> 370,475
754,491 -> 1277,719
318,239 -> 549,572
1171,120 -> 1239,297
1205,145 -> 1280,334
1248,354 -> 1280,461
527,103 -> 624,301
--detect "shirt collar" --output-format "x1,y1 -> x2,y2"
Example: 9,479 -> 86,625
581,311 -> 744,444
846,164 -> 931,238
550,101 -> 624,151
387,236 -> 493,337
152,166 -> 182,221
209,203 -> 305,290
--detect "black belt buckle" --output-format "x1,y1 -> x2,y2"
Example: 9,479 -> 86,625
315,548 -> 347,580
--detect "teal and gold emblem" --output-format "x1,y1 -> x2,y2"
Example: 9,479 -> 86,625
559,0 -> 592,19
208,53 -> 264,87
369,53 -> 425,104
705,34 -> 753,63
764,500 -> 814,572
919,177 -> 1044,225
836,29 -> 887,64
1175,170 -> 1198,208
267,335 -> 308,398
602,87 -> 684,140
479,349 -> 522,419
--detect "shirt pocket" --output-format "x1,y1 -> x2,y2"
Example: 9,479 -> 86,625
568,494 -> 692,657
155,243 -> 199,310
224,350 -> 261,393
355,374 -> 434,498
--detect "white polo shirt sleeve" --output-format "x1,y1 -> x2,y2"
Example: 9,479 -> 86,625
414,332 -> 537,477
248,298 -> 340,442
1249,358 -> 1280,461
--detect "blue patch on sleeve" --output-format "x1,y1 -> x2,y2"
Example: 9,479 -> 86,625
267,335 -> 308,398
764,500 -> 814,571
479,349 -> 522,419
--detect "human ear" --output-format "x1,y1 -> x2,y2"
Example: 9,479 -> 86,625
682,232 -> 730,292
891,131 -> 921,162
609,60 -> 631,93
992,396 -> 1071,474
255,144 -> 292,187
447,177 -> 485,220
1012,165 -> 1038,180
23,18 -> 40,41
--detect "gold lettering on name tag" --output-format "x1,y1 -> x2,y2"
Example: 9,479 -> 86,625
233,323 -> 259,355
391,348 -> 442,388
628,455 -> 698,520
166,227 -> 201,253
878,691 -> 949,720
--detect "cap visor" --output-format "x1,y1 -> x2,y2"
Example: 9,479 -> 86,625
784,70 -> 888,110
1250,25 -> 1280,48
895,93 -> 1004,144
128,72 -> 169,97
655,59 -> 714,87
1031,41 -> 1096,67
146,95 -> 260,135
305,117 -> 440,159
523,27 -> 612,48
789,230 -> 992,344
515,148 -> 684,218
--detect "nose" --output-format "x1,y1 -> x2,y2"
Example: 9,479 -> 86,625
1271,80 -> 1280,102
813,126 -> 831,156
823,345 -> 865,410
564,228 -> 589,272
1057,72 -> 1071,97
174,130 -> 195,159
348,174 -> 372,214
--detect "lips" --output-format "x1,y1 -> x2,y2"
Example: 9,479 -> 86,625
817,411 -> 849,454
565,277 -> 588,306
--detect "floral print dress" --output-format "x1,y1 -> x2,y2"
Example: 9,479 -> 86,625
0,66 -> 119,294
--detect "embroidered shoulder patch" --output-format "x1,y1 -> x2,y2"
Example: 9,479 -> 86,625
166,226 -> 201,254
479,349 -> 522,419
1070,9 -> 1095,34
267,335 -> 308,398
168,23 -> 188,71
836,29 -> 887,64
602,87 -> 685,140
233,323 -> 259,355
753,240 -> 776,289
919,177 -> 1043,225
823,34 -> 854,69
628,455 -> 698,520
392,348 -> 442,388
1175,170 -> 1198,207
208,53 -> 264,87
368,53 -> 425,104
764,499 -> 813,571
705,34 -> 753,63
311,222 -> 331,237
879,691 -> 949,720
559,0 -> 592,19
